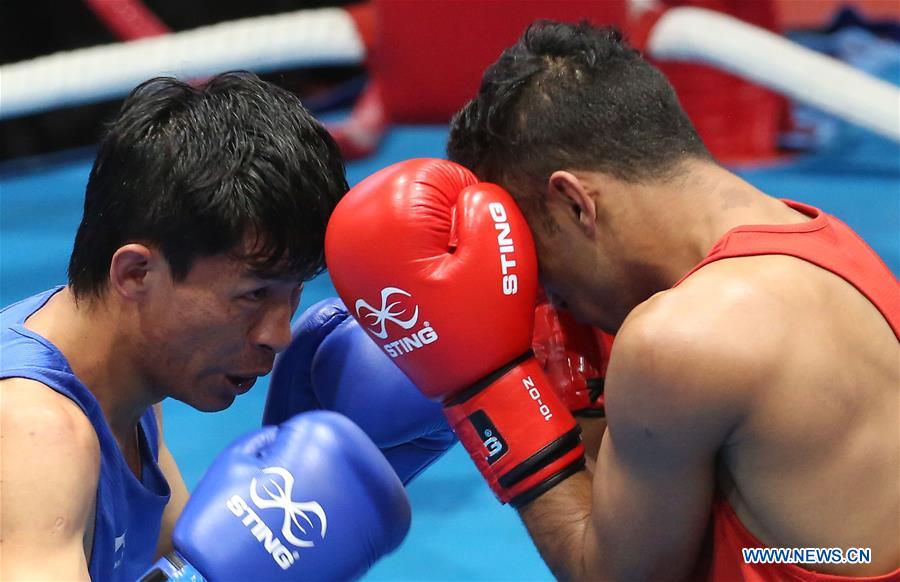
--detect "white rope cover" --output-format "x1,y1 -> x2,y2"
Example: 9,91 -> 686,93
648,7 -> 900,143
2,4 -> 897,145
0,7 -> 364,120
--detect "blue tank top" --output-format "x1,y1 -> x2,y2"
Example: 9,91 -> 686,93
1,287 -> 170,581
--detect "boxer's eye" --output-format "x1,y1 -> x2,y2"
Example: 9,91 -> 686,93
242,287 -> 269,302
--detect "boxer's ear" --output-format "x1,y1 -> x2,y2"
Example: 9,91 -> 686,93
109,243 -> 163,301
548,171 -> 597,236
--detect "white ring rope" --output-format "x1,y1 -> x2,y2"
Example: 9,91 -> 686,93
0,7 -> 364,120
1,5 -> 897,145
648,7 -> 900,143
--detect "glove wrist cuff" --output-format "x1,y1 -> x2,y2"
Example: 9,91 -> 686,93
444,356 -> 585,505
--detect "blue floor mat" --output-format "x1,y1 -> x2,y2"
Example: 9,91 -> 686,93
1,125 -> 897,581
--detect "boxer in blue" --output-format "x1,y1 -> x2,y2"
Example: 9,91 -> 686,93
0,72 -> 451,581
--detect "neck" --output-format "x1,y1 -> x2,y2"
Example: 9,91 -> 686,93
28,287 -> 159,442
609,161 -> 807,289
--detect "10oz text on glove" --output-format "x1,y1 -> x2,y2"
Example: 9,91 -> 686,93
523,376 -> 553,421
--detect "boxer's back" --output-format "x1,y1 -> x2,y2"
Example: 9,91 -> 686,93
672,233 -> 899,576
714,254 -> 896,574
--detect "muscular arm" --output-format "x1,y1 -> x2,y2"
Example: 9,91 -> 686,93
153,403 -> 190,559
518,299 -> 757,580
577,416 -> 607,474
0,378 -> 100,581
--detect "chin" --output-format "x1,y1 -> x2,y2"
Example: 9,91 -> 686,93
205,393 -> 237,412
566,301 -> 602,328
593,307 -> 627,334
596,320 -> 620,335
173,391 -> 235,413
573,304 -> 619,334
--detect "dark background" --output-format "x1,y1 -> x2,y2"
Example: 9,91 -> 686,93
0,0 -> 361,160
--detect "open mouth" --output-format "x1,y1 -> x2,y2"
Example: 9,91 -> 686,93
226,375 -> 258,393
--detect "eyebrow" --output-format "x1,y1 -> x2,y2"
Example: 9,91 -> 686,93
240,270 -> 305,285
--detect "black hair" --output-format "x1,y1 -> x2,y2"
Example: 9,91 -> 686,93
448,21 -> 710,192
68,71 -> 347,299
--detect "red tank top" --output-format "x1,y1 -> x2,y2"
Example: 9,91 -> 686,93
677,200 -> 898,339
680,200 -> 900,581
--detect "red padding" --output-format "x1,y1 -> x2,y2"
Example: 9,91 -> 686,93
84,0 -> 170,40
634,0 -> 788,162
373,0 -> 627,124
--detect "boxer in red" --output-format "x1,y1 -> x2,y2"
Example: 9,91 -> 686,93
327,21 -> 899,582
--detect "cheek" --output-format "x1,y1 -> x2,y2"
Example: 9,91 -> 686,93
142,313 -> 205,369
535,239 -> 564,279
538,265 -> 564,297
151,294 -> 242,349
185,306 -> 247,347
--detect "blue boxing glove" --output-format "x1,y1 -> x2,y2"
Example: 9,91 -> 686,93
263,297 -> 456,485
141,411 -> 410,582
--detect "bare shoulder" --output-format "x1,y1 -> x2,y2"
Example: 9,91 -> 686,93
1,377 -> 100,456
0,377 -> 97,579
606,265 -> 791,446
0,377 -> 100,504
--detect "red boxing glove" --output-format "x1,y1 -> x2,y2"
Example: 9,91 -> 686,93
325,159 -> 585,507
532,290 -> 613,417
